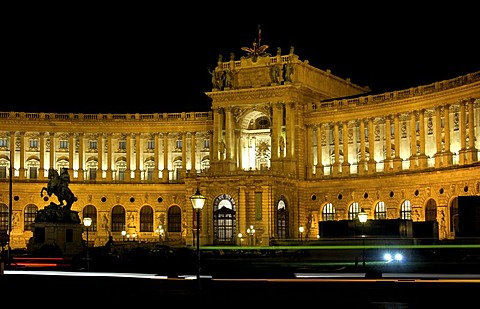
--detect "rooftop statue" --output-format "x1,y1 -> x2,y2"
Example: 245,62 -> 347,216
241,40 -> 270,62
241,26 -> 270,61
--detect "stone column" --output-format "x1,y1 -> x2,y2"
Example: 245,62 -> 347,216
39,132 -> 45,180
162,133 -> 169,182
19,132 -> 25,180
367,118 -> 376,173
359,119 -> 366,175
409,112 -> 417,169
106,133 -> 113,181
434,106 -> 443,168
342,121 -> 350,176
333,122 -> 340,177
77,132 -> 84,180
134,133 -> 141,181
385,116 -> 392,171
97,133 -> 103,180
459,100 -> 467,164
316,124 -> 324,177
443,105 -> 453,165
393,113 -> 403,171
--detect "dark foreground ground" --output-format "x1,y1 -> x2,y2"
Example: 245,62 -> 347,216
2,271 -> 479,307
3,243 -> 480,307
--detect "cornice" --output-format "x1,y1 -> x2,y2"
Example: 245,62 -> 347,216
207,84 -> 326,108
305,80 -> 480,123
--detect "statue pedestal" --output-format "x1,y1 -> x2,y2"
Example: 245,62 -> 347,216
28,203 -> 84,256
28,222 -> 84,256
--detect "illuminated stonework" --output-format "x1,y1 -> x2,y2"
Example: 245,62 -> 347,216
0,45 -> 479,250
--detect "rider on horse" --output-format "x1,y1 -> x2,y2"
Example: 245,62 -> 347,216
40,168 -> 76,210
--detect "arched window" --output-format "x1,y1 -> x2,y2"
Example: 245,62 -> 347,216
82,205 -> 97,232
374,201 -> 386,219
139,206 -> 154,232
425,199 -> 437,221
201,156 -> 210,171
111,205 -> 126,232
0,156 -> 9,179
167,206 -> 181,233
348,202 -> 360,220
56,159 -> 69,173
400,200 -> 412,220
86,158 -> 98,180
322,203 -> 335,221
24,204 -> 38,231
115,159 -> 127,181
0,203 -> 8,231
213,194 -> 236,244
277,198 -> 288,239
26,158 -> 40,179
173,157 -> 182,181
144,158 -> 155,181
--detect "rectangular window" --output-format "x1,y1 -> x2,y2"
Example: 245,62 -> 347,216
89,168 -> 97,180
24,207 -> 37,231
29,139 -> 39,148
89,140 -> 98,150
118,169 -> 125,181
147,167 -> 154,181
29,167 -> 38,179
59,140 -> 68,149
147,139 -> 154,150
0,166 -> 6,179
0,138 -> 7,148
0,208 -> 8,231
118,140 -> 126,150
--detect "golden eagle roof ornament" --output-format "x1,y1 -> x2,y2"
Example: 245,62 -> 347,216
241,25 -> 270,62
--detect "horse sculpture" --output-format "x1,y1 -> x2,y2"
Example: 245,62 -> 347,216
40,168 -> 76,210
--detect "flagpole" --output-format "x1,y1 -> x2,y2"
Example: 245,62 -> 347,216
258,25 -> 262,46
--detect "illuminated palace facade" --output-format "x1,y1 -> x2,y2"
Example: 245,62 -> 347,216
1,42 -> 480,250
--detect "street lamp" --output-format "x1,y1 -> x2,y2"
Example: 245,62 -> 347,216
238,232 -> 243,247
83,217 -> 92,271
358,208 -> 368,271
121,230 -> 126,242
299,225 -> 305,243
190,188 -> 206,291
247,225 -> 255,246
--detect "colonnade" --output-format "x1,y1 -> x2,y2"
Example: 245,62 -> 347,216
307,99 -> 478,178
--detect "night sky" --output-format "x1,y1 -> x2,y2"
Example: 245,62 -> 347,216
1,5 -> 478,114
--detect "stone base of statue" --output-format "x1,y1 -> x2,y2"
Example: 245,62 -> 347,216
27,202 -> 84,256
35,202 -> 81,224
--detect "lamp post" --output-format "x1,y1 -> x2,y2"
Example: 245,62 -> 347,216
358,208 -> 368,271
247,225 -> 255,246
238,232 -> 243,247
83,217 -> 92,271
121,230 -> 126,242
190,188 -> 206,291
299,225 -> 305,244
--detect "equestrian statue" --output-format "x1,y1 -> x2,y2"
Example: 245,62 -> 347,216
40,168 -> 76,211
